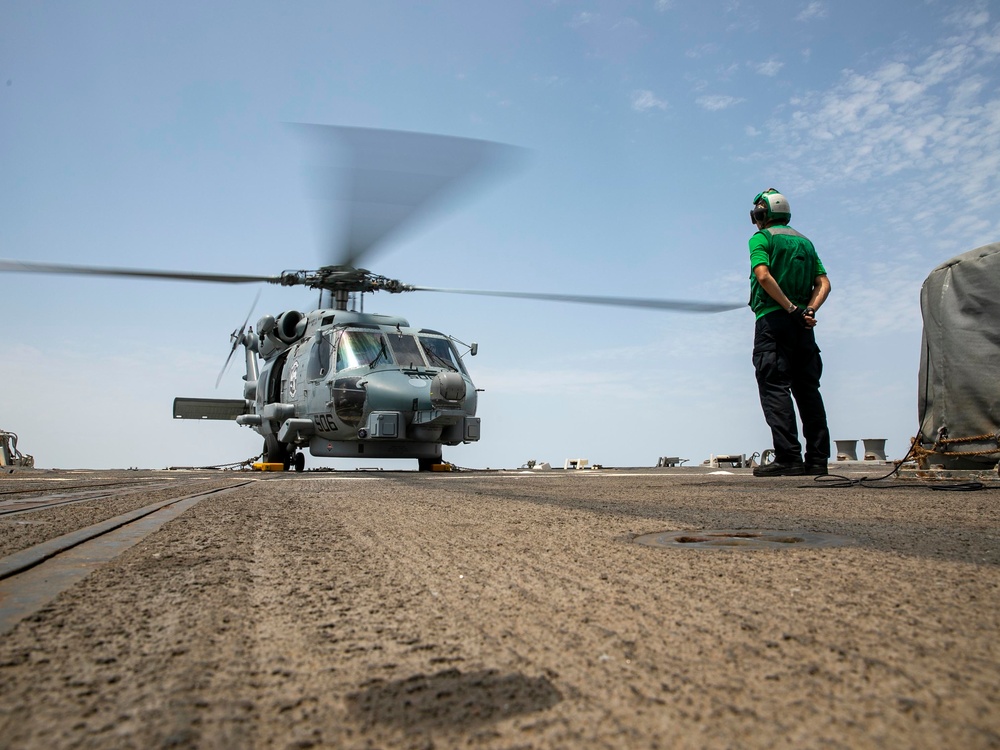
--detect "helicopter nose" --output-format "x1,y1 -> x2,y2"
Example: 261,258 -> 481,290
430,371 -> 466,407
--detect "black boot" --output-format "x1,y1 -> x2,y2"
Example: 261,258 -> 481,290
753,460 -> 805,477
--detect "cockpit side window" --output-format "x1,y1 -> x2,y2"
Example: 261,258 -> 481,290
418,335 -> 465,373
307,330 -> 336,380
386,333 -> 427,369
336,330 -> 389,371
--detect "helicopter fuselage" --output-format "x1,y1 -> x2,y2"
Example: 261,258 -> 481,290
230,308 -> 479,468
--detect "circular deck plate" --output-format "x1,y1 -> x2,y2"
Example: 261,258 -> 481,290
634,529 -> 854,550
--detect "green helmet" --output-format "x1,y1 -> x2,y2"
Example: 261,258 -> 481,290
750,188 -> 791,225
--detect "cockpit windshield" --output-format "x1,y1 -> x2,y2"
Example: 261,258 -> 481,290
336,329 -> 387,371
418,335 -> 465,373
334,329 -> 466,373
386,333 -> 426,369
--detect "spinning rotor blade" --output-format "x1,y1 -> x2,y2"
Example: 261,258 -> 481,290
217,289 -> 261,388
409,286 -> 743,313
0,258 -> 280,285
294,125 -> 523,269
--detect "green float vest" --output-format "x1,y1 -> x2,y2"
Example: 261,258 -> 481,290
749,226 -> 821,316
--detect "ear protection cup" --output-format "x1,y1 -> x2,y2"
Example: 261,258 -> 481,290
750,189 -> 790,225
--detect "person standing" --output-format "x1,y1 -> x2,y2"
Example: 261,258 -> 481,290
748,189 -> 831,476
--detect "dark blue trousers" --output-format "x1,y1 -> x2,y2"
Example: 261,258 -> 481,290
752,311 -> 830,465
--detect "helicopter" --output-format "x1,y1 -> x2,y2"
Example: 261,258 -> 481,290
0,125 -> 742,471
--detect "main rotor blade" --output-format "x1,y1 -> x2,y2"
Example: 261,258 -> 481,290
0,259 -> 280,285
410,286 -> 744,313
293,124 -> 523,269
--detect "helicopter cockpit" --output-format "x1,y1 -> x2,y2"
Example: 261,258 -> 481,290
331,327 -> 467,374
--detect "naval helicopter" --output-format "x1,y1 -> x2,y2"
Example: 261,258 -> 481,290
0,125 -> 741,471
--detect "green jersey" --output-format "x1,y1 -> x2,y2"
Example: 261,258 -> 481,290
748,224 -> 827,319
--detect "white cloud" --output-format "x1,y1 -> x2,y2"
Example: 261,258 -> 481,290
685,43 -> 720,59
824,261 -> 927,340
914,43 -> 977,86
945,1 -> 990,30
976,26 -> 1000,55
569,11 -> 599,28
631,89 -> 668,112
796,1 -> 828,22
753,59 -> 784,77
718,62 -> 741,79
654,0 -> 675,11
950,75 -> 985,104
759,19 -> 1000,262
697,94 -> 745,111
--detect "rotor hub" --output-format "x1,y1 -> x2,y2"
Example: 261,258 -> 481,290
277,266 -> 412,295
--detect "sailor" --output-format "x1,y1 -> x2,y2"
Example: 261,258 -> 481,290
747,188 -> 831,476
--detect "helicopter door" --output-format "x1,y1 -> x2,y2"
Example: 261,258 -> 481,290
258,350 -> 292,442
267,351 -> 290,404
307,331 -> 335,380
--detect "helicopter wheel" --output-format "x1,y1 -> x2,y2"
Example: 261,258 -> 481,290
417,457 -> 436,472
264,435 -> 292,470
293,451 -> 305,473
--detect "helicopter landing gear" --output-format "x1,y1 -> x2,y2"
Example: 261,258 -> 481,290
293,451 -> 305,473
264,435 -> 292,471
417,457 -> 436,472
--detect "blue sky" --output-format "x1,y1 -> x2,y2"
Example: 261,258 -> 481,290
2,1 -> 998,470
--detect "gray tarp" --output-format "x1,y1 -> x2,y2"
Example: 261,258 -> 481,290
918,242 -> 1000,468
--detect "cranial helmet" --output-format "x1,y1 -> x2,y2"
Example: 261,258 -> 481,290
750,188 -> 791,225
